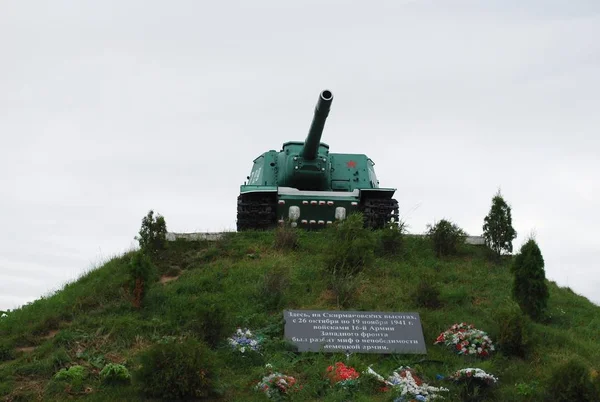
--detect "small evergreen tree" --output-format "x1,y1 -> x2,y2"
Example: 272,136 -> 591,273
128,251 -> 157,308
482,189 -> 517,260
511,238 -> 549,321
426,219 -> 467,257
135,210 -> 167,255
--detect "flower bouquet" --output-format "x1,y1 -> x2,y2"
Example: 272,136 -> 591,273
434,323 -> 494,357
228,327 -> 263,354
326,362 -> 360,390
256,364 -> 301,400
448,368 -> 498,401
363,365 -> 449,401
448,368 -> 498,385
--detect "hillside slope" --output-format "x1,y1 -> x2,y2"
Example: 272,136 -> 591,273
1,228 -> 599,401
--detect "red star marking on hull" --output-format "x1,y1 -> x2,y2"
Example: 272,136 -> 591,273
346,160 -> 357,168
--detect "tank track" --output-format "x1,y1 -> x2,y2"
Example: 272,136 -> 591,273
361,198 -> 400,229
236,193 -> 277,231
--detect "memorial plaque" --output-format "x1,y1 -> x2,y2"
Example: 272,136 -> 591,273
283,310 -> 427,354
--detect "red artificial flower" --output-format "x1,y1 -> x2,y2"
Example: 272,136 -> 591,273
327,362 -> 360,383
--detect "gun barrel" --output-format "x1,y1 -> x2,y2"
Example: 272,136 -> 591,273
301,89 -> 333,160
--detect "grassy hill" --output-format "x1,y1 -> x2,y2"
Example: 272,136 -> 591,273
1,221 -> 599,401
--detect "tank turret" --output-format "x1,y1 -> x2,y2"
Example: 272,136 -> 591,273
237,89 -> 399,231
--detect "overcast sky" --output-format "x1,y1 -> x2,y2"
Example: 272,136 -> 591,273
1,0 -> 599,310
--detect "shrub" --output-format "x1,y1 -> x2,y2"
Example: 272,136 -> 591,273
100,363 -> 131,385
515,380 -> 541,400
0,341 -> 15,362
323,212 -> 376,277
321,213 -> 375,307
511,238 -> 549,321
135,210 -> 167,255
545,358 -> 599,401
0,382 -> 11,397
50,348 -> 71,370
182,299 -> 229,348
273,224 -> 299,251
328,271 -> 363,309
258,264 -> 291,311
426,219 -> 467,257
483,189 -> 517,260
413,273 -> 442,308
495,300 -> 530,357
376,221 -> 405,257
133,338 -> 221,400
51,365 -> 87,393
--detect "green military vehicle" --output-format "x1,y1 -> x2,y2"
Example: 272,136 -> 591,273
237,89 -> 399,231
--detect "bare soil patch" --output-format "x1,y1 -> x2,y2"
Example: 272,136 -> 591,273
160,273 -> 181,284
42,329 -> 60,340
15,346 -> 36,353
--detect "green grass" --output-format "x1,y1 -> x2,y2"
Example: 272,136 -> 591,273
1,230 -> 599,401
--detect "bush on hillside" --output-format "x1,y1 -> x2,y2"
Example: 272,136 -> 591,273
258,264 -> 291,311
273,223 -> 299,251
133,338 -> 221,400
128,251 -> 157,309
545,358 -> 599,401
48,365 -> 87,394
511,238 -> 549,321
0,342 -> 15,362
426,219 -> 467,257
135,210 -> 167,255
329,271 -> 364,309
413,273 -> 442,308
50,348 -> 71,370
100,363 -> 131,385
182,298 -> 229,349
323,213 -> 376,277
482,189 -> 517,261
376,221 -> 406,256
322,213 -> 375,308
495,299 -> 530,357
